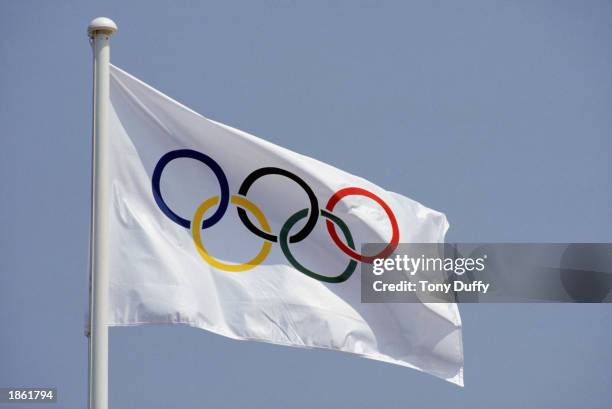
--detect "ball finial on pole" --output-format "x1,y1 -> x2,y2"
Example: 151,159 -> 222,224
87,17 -> 118,38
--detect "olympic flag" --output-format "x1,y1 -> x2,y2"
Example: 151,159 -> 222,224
106,65 -> 464,385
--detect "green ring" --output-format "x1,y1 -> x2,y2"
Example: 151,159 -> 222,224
279,208 -> 357,283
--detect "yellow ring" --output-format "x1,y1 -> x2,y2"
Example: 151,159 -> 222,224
191,195 -> 272,272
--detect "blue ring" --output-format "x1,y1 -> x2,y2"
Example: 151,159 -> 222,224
152,149 -> 230,229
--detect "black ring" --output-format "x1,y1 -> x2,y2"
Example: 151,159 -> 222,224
237,167 -> 319,243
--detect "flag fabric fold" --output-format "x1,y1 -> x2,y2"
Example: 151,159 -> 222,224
106,64 -> 464,385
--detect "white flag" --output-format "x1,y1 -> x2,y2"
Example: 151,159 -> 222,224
107,65 -> 463,385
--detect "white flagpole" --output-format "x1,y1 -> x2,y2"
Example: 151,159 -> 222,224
87,17 -> 117,409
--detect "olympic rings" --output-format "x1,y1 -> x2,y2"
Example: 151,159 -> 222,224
325,187 -> 400,264
192,195 -> 272,272
237,167 -> 319,243
152,149 -> 400,284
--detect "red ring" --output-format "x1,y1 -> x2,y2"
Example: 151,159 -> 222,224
325,187 -> 400,264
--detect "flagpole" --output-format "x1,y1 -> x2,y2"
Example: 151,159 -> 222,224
87,17 -> 117,409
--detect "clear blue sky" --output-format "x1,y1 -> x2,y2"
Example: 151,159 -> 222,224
1,1 -> 611,408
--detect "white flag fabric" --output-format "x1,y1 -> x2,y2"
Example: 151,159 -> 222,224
107,65 -> 463,385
